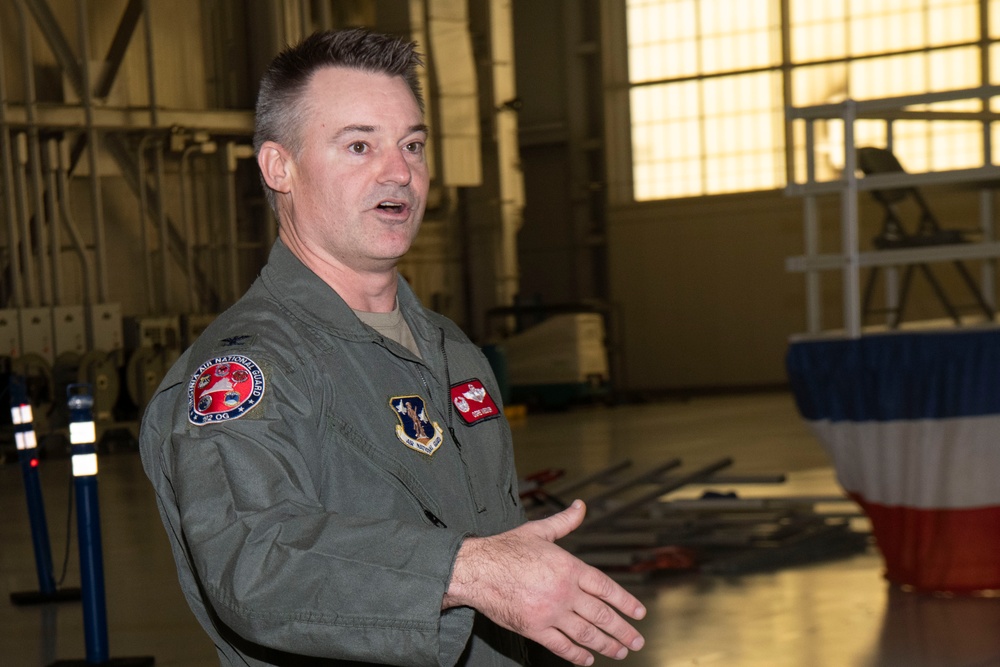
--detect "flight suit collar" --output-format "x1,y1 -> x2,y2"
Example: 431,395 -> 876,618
259,238 -> 437,351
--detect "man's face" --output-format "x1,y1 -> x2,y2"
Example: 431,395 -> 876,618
279,66 -> 429,273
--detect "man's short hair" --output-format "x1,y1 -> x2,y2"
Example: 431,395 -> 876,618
253,28 -> 425,214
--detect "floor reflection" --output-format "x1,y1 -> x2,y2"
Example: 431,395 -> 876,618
868,587 -> 1000,667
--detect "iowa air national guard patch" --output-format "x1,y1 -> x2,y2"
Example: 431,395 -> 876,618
450,378 -> 500,425
390,395 -> 443,455
188,355 -> 265,425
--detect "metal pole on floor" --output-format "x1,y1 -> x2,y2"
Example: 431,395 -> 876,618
9,375 -> 81,606
68,384 -> 109,663
51,384 -> 154,667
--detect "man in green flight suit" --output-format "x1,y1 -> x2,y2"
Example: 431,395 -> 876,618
139,27 -> 646,667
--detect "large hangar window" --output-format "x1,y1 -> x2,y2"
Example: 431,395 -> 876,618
624,0 -> 997,201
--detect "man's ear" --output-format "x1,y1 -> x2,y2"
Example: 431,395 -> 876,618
258,141 -> 293,194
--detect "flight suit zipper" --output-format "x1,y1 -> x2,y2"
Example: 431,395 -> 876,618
423,508 -> 447,528
374,331 -> 488,521
435,330 -> 487,515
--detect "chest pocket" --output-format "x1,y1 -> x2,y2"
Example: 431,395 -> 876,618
322,413 -> 452,528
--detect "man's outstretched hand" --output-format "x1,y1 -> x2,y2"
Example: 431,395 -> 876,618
443,500 -> 646,666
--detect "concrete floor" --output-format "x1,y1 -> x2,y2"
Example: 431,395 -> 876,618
2,392 -> 999,666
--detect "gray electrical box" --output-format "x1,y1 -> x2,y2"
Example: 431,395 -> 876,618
53,305 -> 87,356
19,307 -> 54,363
124,316 -> 182,351
88,303 -> 123,352
0,309 -> 19,357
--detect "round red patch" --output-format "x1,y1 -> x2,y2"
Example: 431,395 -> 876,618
187,355 -> 265,425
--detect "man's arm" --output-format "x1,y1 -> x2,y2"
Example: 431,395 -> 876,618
144,360 -> 477,667
442,500 -> 646,666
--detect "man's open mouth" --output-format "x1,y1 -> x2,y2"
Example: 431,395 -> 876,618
377,200 -> 406,214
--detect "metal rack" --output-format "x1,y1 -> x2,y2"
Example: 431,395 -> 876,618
523,458 -> 868,583
784,85 -> 1000,337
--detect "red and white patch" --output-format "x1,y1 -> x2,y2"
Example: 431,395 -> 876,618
450,379 -> 500,425
188,354 -> 265,425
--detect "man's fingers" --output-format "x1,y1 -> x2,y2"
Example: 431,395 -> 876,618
563,611 -> 634,661
579,565 -> 647,621
575,597 -> 645,654
535,627 -> 596,666
522,498 -> 588,543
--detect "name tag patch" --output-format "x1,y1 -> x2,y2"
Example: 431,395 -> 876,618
450,379 -> 500,425
188,355 -> 265,425
390,394 -> 443,456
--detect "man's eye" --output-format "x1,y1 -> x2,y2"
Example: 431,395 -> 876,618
405,141 -> 424,154
349,142 -> 368,154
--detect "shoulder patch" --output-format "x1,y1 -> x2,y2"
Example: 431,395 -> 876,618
188,354 -> 265,425
450,379 -> 501,425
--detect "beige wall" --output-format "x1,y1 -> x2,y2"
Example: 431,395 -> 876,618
607,187 -> 995,392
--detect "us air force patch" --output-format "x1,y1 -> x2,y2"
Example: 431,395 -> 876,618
390,395 -> 443,455
188,355 -> 265,425
450,379 -> 500,425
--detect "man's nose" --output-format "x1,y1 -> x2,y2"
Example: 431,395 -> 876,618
377,148 -> 413,185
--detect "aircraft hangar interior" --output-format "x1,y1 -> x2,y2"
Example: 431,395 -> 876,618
2,1 -> 1000,666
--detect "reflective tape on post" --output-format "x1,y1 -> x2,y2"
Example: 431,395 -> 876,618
11,403 -> 33,425
15,429 -> 37,451
68,389 -> 98,477
65,383 -> 111,663
72,450 -> 99,477
69,420 -> 97,445
12,403 -> 38,451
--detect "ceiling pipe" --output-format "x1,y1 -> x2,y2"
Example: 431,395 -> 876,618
136,134 -> 157,315
56,137 -> 94,308
43,139 -> 62,305
179,139 -> 217,314
24,11 -> 54,308
13,1 -> 43,308
224,142 -> 254,304
0,18 -> 24,308
11,133 -> 30,308
138,0 -> 164,314
76,0 -> 109,304
152,143 -> 168,312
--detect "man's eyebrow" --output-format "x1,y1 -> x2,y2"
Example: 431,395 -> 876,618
333,124 -> 429,140
334,124 -> 376,138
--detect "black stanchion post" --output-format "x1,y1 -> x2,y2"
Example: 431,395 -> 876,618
49,384 -> 154,667
9,375 -> 81,605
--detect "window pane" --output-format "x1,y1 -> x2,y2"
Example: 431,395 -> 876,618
790,62 -> 848,107
850,47 -> 979,99
790,0 -> 848,62
627,0 -> 698,81
927,46 -> 980,88
699,0 -> 780,73
848,0 -> 927,56
928,0 -> 979,45
850,53 -> 930,98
